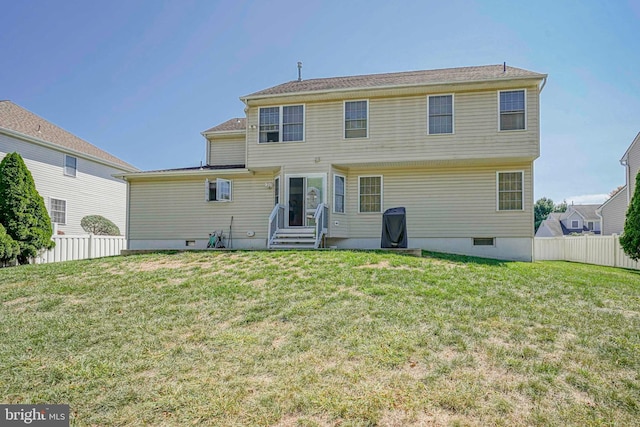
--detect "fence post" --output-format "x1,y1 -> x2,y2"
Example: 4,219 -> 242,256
88,233 -> 94,259
612,234 -> 618,268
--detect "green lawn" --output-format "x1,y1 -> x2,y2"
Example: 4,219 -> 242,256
1,251 -> 639,426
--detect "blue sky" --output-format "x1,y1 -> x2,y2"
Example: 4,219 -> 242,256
2,0 -> 639,205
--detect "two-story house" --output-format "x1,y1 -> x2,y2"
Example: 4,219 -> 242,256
121,64 -> 547,261
0,101 -> 138,235
535,204 -> 601,237
597,132 -> 640,235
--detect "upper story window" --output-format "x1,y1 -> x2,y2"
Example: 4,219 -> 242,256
259,105 -> 304,143
64,155 -> 77,177
497,171 -> 523,211
499,90 -> 526,131
205,178 -> 232,202
50,198 -> 67,224
428,95 -> 453,134
344,100 -> 368,138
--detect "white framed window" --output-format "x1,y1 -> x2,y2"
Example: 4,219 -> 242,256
497,171 -> 524,211
427,94 -> 454,134
344,100 -> 368,138
333,174 -> 345,213
259,105 -> 304,143
205,178 -> 232,202
587,221 -> 594,230
64,155 -> 77,177
50,198 -> 67,224
473,237 -> 495,246
358,175 -> 382,213
572,220 -> 580,229
499,89 -> 526,131
274,176 -> 280,206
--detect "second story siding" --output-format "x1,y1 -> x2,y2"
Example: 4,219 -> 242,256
245,83 -> 540,169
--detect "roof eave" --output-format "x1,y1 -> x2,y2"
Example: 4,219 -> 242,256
0,127 -> 138,172
240,74 -> 548,102
116,167 -> 252,180
201,129 -> 247,137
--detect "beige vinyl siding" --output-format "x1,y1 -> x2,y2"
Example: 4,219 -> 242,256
246,86 -> 540,169
601,188 -> 627,235
128,173 -> 273,241
208,135 -> 246,166
627,141 -> 640,199
343,163 -> 533,239
1,133 -> 129,235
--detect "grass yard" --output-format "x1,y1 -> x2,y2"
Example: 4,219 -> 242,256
0,251 -> 639,426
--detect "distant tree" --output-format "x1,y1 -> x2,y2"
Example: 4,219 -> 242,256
609,185 -> 625,198
0,223 -> 20,265
0,153 -> 55,264
81,215 -> 121,236
534,197 -> 555,231
620,173 -> 640,260
554,200 -> 568,213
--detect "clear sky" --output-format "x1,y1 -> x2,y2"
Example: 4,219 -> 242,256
2,0 -> 639,205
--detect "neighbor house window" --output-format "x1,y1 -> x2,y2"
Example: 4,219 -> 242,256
345,100 -> 368,138
572,220 -> 579,229
64,155 -> 77,177
359,176 -> 382,213
206,178 -> 232,202
259,105 -> 304,143
473,238 -> 495,246
50,198 -> 67,224
587,221 -> 594,230
428,95 -> 453,134
497,171 -> 523,211
499,90 -> 526,130
274,177 -> 280,206
334,174 -> 345,213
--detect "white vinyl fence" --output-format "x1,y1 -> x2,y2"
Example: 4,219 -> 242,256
37,235 -> 127,264
535,235 -> 640,270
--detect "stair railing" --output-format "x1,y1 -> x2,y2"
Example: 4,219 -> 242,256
268,204 -> 285,248
314,203 -> 328,248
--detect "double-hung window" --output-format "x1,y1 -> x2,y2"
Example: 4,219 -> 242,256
259,105 -> 304,143
333,175 -> 345,213
206,178 -> 232,202
50,198 -> 67,224
499,90 -> 526,131
358,176 -> 382,213
497,171 -> 523,211
64,155 -> 77,177
344,100 -> 368,138
428,95 -> 453,134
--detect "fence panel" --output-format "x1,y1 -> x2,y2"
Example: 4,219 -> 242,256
534,235 -> 639,270
37,235 -> 126,264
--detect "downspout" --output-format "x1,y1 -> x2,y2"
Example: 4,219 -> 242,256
539,76 -> 547,93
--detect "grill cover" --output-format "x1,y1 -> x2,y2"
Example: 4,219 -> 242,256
381,207 -> 407,248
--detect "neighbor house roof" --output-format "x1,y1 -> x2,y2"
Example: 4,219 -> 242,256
538,212 -> 565,237
202,118 -> 246,134
243,64 -> 547,98
561,204 -> 600,221
0,100 -> 137,171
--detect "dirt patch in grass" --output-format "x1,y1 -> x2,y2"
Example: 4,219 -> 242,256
3,296 -> 37,307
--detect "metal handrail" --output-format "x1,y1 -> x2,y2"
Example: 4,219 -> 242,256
313,203 -> 328,248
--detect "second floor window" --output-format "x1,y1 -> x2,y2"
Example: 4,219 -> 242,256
64,155 -> 77,177
428,95 -> 453,134
345,100 -> 368,138
499,90 -> 526,131
259,105 -> 304,143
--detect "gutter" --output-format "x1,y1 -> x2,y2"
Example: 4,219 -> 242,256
0,127 -> 138,173
115,168 -> 252,180
539,76 -> 547,93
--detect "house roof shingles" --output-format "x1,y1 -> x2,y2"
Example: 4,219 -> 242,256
202,118 -> 246,134
0,100 -> 137,171
561,204 -> 600,221
244,64 -> 546,98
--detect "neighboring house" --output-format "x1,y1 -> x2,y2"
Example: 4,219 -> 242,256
535,205 -> 601,237
120,64 -> 547,261
0,101 -> 138,235
597,132 -> 640,235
